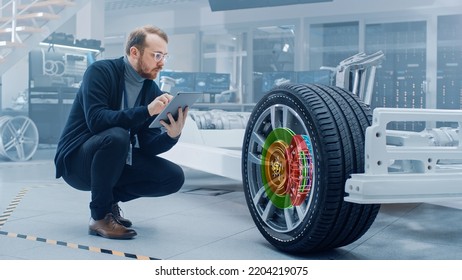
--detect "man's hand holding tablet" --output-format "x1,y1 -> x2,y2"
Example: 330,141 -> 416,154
148,92 -> 202,138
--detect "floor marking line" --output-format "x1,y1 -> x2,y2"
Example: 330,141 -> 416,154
0,187 -> 161,260
0,230 -> 159,260
0,188 -> 29,229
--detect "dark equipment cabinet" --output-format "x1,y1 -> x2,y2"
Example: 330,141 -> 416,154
28,87 -> 77,144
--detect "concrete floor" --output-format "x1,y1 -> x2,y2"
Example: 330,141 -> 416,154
1,147 -> 462,260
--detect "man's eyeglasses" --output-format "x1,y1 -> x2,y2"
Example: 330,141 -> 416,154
151,51 -> 169,62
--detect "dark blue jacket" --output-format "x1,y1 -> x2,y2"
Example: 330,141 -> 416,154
54,57 -> 178,178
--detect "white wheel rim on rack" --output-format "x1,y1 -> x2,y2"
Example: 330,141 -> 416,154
0,115 -> 39,161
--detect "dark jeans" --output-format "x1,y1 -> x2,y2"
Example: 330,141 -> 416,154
62,127 -> 184,220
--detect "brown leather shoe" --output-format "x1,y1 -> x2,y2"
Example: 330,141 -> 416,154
89,213 -> 137,239
112,203 -> 132,227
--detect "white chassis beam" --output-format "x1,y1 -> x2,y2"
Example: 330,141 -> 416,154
345,108 -> 462,204
161,142 -> 242,181
160,116 -> 244,181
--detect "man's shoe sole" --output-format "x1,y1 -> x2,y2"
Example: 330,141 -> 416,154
88,229 -> 137,239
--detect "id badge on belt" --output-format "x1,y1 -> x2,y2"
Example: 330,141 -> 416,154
126,130 -> 132,166
126,144 -> 132,166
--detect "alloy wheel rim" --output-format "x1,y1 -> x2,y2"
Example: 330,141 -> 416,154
246,104 -> 316,233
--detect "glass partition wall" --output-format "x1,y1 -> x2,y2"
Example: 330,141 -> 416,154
308,21 -> 359,70
252,24 -> 296,102
200,31 -> 248,104
193,14 -> 462,115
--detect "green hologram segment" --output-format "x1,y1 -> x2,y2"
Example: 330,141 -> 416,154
260,128 -> 294,209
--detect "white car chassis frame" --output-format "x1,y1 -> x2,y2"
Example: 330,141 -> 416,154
161,51 -> 462,205
345,108 -> 462,204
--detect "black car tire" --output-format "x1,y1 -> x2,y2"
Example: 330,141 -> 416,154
242,83 -> 380,253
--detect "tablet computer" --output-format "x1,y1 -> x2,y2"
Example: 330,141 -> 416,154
149,92 -> 202,128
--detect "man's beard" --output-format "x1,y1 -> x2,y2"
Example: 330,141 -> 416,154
137,58 -> 160,80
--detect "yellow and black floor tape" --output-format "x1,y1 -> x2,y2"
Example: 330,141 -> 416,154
0,188 -> 28,229
0,187 -> 158,260
0,230 -> 157,260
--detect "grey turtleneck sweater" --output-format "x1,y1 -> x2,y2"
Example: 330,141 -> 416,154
123,55 -> 145,108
